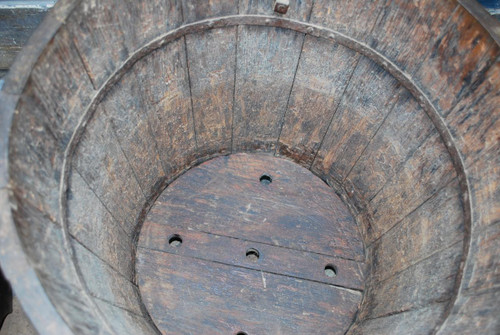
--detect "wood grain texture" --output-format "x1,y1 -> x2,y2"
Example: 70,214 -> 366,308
277,35 -> 360,167
436,289 -> 500,335
132,39 -> 198,178
368,180 -> 464,284
67,170 -> 135,278
368,0 -> 459,76
349,302 -> 447,335
411,6 -> 499,117
232,26 -> 304,152
359,242 -> 463,320
10,197 -> 108,335
444,60 -> 500,167
366,133 -> 457,243
72,105 -> 146,231
139,226 -> 366,290
99,71 -> 166,197
185,27 -> 236,156
138,248 -> 361,335
461,222 -> 500,293
144,153 -> 364,261
29,25 -> 95,146
346,92 -> 435,201
468,148 -> 500,230
9,87 -> 63,222
71,239 -> 143,316
182,0 -> 237,23
309,0 -> 386,42
94,299 -> 159,335
312,56 -> 402,182
0,7 -> 48,70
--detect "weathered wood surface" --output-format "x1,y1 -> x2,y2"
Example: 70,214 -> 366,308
1,0 -> 499,334
232,26 -> 304,152
132,39 -> 198,178
72,104 -> 146,231
138,249 -> 361,335
360,242 -> 463,320
309,0 -> 387,41
368,180 -> 464,284
348,302 -> 447,335
67,170 -> 135,278
365,133 -> 457,243
312,56 -> 402,183
182,0 -> 237,23
0,6 -> 50,71
185,27 -> 236,156
99,69 -> 166,198
277,35 -> 359,166
10,194 -> 110,335
142,153 -> 364,261
139,226 -> 366,290
137,153 -> 365,334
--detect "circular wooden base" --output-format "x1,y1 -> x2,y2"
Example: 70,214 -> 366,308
137,153 -> 366,335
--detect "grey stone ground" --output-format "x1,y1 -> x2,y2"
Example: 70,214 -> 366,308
0,297 -> 37,335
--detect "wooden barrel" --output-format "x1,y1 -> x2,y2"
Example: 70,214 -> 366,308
0,1 -> 498,334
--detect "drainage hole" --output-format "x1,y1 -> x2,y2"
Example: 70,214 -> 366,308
236,332 -> 248,335
324,264 -> 337,278
259,173 -> 272,185
168,234 -> 183,247
245,248 -> 260,262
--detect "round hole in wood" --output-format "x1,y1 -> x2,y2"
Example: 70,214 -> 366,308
259,173 -> 272,185
168,234 -> 182,247
246,248 -> 260,262
325,264 -> 337,278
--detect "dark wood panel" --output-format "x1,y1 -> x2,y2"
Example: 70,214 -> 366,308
9,196 -> 108,335
94,299 -> 159,335
146,153 -> 364,260
0,7 -> 48,70
139,226 -> 366,290
132,39 -> 198,178
99,71 -> 166,197
138,248 -> 361,335
232,26 -> 304,152
359,242 -> 463,320
185,27 -> 236,156
29,25 -> 95,146
350,303 -> 447,335
66,1 -> 134,88
412,6 -> 499,118
72,105 -> 146,230
67,170 -> 135,277
437,290 -> 500,335
309,0 -> 387,42
71,239 -> 143,316
182,0 -> 237,23
277,35 -> 360,167
366,133 -> 457,242
312,56 -> 402,182
9,87 -> 63,222
369,180 -> 464,284
444,61 -> 500,167
462,222 -> 500,293
368,0 -> 459,75
468,148 -> 500,230
347,92 -> 435,201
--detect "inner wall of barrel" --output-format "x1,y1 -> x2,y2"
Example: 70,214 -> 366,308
7,2 -> 469,335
